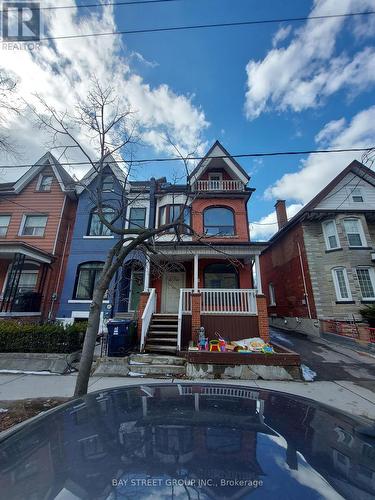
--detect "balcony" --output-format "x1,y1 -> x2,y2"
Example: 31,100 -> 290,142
193,180 -> 244,192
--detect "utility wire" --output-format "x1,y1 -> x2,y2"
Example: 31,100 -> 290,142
0,146 -> 373,169
20,10 -> 375,42
0,0 -> 181,12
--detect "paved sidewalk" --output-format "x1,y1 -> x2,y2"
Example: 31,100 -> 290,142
1,374 -> 375,421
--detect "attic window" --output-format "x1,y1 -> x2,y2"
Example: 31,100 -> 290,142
38,175 -> 53,192
102,175 -> 114,192
349,187 -> 364,203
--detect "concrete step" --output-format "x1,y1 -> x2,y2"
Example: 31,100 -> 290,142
128,363 -> 185,376
151,320 -> 178,325
130,354 -> 185,366
153,314 -> 178,318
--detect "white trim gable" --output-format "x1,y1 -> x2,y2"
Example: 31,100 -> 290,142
189,143 -> 249,185
76,154 -> 129,194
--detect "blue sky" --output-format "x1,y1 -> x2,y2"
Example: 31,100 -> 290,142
1,0 -> 375,239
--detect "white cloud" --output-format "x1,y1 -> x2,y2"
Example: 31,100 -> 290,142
0,2 -> 208,180
265,105 -> 375,204
250,203 -> 304,241
244,0 -> 375,119
272,25 -> 291,47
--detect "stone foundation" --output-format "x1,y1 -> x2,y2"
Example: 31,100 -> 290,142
186,362 -> 301,380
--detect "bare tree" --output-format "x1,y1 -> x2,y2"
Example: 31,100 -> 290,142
30,79 -> 201,396
0,69 -> 20,155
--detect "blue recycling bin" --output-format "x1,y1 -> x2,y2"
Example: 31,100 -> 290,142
107,319 -> 136,357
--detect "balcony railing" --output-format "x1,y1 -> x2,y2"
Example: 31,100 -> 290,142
180,288 -> 257,315
193,180 -> 244,192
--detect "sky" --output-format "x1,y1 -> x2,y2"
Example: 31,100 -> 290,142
0,0 -> 375,240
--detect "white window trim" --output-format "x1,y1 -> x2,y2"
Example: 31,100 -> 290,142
343,218 -> 367,248
68,299 -> 109,304
0,214 -> 11,237
36,174 -> 53,192
322,219 -> 340,250
356,267 -> 375,300
208,172 -> 223,181
347,185 -> 365,203
83,235 -> 114,239
126,205 -> 149,230
268,283 -> 276,306
19,214 -> 48,237
332,267 -> 352,302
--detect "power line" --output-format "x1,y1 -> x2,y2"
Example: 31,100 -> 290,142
29,11 -> 375,42
0,0 -> 180,13
0,146 -> 373,170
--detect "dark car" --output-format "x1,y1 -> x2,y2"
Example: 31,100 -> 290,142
1,383 -> 374,499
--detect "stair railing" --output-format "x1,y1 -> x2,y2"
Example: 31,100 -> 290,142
177,289 -> 184,352
140,288 -> 156,352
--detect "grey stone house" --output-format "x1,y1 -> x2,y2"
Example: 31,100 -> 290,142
260,160 -> 375,337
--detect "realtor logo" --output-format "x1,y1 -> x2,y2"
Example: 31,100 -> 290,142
2,2 -> 40,41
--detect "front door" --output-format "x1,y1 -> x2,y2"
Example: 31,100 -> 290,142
162,272 -> 185,313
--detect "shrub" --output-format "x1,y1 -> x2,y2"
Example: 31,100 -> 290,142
0,320 -> 87,353
359,304 -> 375,328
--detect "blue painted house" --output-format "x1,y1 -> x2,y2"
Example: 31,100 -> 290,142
57,159 -> 156,329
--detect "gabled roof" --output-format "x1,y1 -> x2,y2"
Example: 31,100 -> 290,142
76,153 -> 128,194
188,140 -> 250,184
268,160 -> 375,244
0,152 -> 75,195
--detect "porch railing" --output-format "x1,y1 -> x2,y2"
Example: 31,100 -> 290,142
201,289 -> 257,315
193,179 -> 244,192
140,288 -> 156,352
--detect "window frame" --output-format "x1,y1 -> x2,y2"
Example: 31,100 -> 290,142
356,267 -> 375,300
158,204 -> 191,234
322,219 -> 340,250
203,262 -> 239,289
0,214 -> 11,237
19,214 -> 48,237
203,206 -> 235,237
87,207 -> 115,237
102,175 -> 114,192
128,207 -> 147,230
268,283 -> 276,306
37,174 -> 53,192
343,218 -> 367,248
73,261 -> 105,300
332,267 -> 352,302
347,186 -> 364,203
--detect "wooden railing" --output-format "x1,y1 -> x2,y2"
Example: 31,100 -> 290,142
201,289 -> 257,315
193,180 -> 244,192
179,288 -> 257,315
140,288 -> 156,351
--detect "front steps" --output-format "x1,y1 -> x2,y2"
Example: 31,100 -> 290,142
144,314 -> 178,354
129,353 -> 186,377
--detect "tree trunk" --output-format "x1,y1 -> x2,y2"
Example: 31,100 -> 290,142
74,287 -> 106,397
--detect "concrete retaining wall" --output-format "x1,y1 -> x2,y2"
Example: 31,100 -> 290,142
186,362 -> 301,380
0,352 -> 80,374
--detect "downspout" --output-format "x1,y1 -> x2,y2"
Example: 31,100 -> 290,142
297,241 -> 312,319
48,223 -> 71,320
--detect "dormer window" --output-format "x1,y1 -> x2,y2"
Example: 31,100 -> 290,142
37,175 -> 53,192
102,175 -> 114,192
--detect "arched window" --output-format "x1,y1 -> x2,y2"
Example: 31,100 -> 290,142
102,175 -> 114,192
87,207 -> 115,236
74,262 -> 104,300
204,263 -> 238,289
203,207 -> 234,236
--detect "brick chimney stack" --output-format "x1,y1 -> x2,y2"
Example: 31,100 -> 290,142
275,200 -> 288,230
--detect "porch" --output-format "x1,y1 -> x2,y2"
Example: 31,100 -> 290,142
136,243 -> 269,354
0,243 -> 52,318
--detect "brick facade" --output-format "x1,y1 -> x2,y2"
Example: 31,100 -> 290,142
137,291 -> 150,340
191,293 -> 201,344
256,294 -> 270,343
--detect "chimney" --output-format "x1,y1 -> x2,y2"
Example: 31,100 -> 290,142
275,200 -> 288,230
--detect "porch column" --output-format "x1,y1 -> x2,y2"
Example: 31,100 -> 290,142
193,254 -> 199,292
191,292 -> 201,344
255,254 -> 262,294
143,255 -> 150,292
256,294 -> 270,343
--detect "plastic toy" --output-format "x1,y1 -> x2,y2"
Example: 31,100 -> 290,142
209,340 -> 221,352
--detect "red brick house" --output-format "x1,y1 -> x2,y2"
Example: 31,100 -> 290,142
137,141 -> 268,353
0,152 -> 76,321
260,160 -> 375,339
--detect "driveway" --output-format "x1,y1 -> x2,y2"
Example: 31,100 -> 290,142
270,327 -> 375,383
